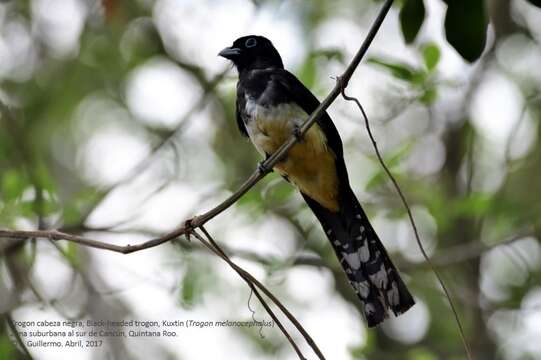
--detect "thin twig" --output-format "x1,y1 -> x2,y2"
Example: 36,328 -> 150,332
198,226 -> 326,360
190,230 -> 307,360
340,88 -> 474,360
246,289 -> 265,339
0,0 -> 396,256
0,2 -> 395,358
248,284 -> 304,359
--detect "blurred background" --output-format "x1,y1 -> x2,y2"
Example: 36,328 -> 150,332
1,0 -> 541,359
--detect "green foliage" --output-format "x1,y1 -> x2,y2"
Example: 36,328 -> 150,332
180,268 -> 199,307
367,51 -> 440,104
407,347 -> 438,360
61,188 -> 102,226
236,184 -> 266,217
237,325 -> 283,355
63,242 -> 79,267
298,48 -> 346,89
0,335 -> 16,360
1,1 -> 540,359
1,170 -> 27,202
421,43 -> 441,72
365,142 -> 413,191
367,57 -> 423,83
400,0 -> 426,44
442,0 -> 488,62
298,55 -> 317,89
419,87 -> 437,105
179,258 -> 216,308
397,0 -> 490,63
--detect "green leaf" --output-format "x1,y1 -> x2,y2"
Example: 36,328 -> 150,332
419,87 -> 438,104
62,204 -> 82,225
526,0 -> 541,8
60,188 -> 102,225
400,0 -> 426,44
1,170 -> 27,202
236,187 -> 264,215
63,242 -> 79,266
314,48 -> 346,63
33,162 -> 56,193
443,0 -> 488,62
179,260 -> 213,308
298,49 -> 345,89
298,56 -> 317,89
365,143 -> 412,190
180,267 -> 199,308
262,180 -> 294,206
451,193 -> 493,218
407,347 -> 438,360
421,43 -> 441,71
0,335 -> 16,360
367,57 -> 418,82
365,171 -> 388,191
349,343 -> 366,359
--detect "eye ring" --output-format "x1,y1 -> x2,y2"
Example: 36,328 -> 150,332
245,38 -> 257,48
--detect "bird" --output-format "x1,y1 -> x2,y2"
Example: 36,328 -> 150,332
219,35 -> 415,327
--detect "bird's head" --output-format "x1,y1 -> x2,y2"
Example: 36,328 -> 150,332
218,35 -> 283,72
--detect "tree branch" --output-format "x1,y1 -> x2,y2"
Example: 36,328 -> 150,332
1,1 -> 396,359
192,228 -> 310,360
0,0 -> 395,255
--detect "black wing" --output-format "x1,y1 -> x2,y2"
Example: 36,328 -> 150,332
269,69 -> 350,186
270,70 -> 344,159
235,84 -> 249,137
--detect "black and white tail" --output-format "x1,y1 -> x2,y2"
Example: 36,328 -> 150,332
302,188 -> 415,327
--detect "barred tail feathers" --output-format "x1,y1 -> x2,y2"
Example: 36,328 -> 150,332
302,191 -> 415,327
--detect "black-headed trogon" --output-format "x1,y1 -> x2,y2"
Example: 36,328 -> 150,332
219,35 -> 415,327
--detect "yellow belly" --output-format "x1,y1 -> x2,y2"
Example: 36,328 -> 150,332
247,105 -> 340,211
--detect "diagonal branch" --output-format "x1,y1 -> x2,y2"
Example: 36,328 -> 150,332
198,225 -> 326,360
191,229 -> 310,360
1,2 -> 396,359
0,0 -> 395,255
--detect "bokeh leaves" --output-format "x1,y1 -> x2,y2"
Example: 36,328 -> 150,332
367,41 -> 441,105
442,0 -> 488,62
400,0 -> 425,44
399,0 -> 488,62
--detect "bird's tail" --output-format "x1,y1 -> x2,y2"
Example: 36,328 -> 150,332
302,189 -> 415,327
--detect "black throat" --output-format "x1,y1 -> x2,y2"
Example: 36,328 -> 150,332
237,58 -> 284,77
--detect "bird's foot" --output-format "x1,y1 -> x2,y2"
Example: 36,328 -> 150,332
293,124 -> 303,142
183,218 -> 195,242
258,160 -> 272,174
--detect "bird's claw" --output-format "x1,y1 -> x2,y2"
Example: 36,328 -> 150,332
184,218 -> 195,242
293,125 -> 303,142
258,161 -> 272,174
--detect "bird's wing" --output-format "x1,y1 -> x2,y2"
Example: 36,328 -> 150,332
235,86 -> 249,137
269,69 -> 349,185
270,69 -> 344,159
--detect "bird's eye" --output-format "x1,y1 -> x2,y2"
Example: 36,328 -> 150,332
245,38 -> 257,48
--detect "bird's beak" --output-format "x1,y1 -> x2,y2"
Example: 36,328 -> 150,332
218,47 -> 241,59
